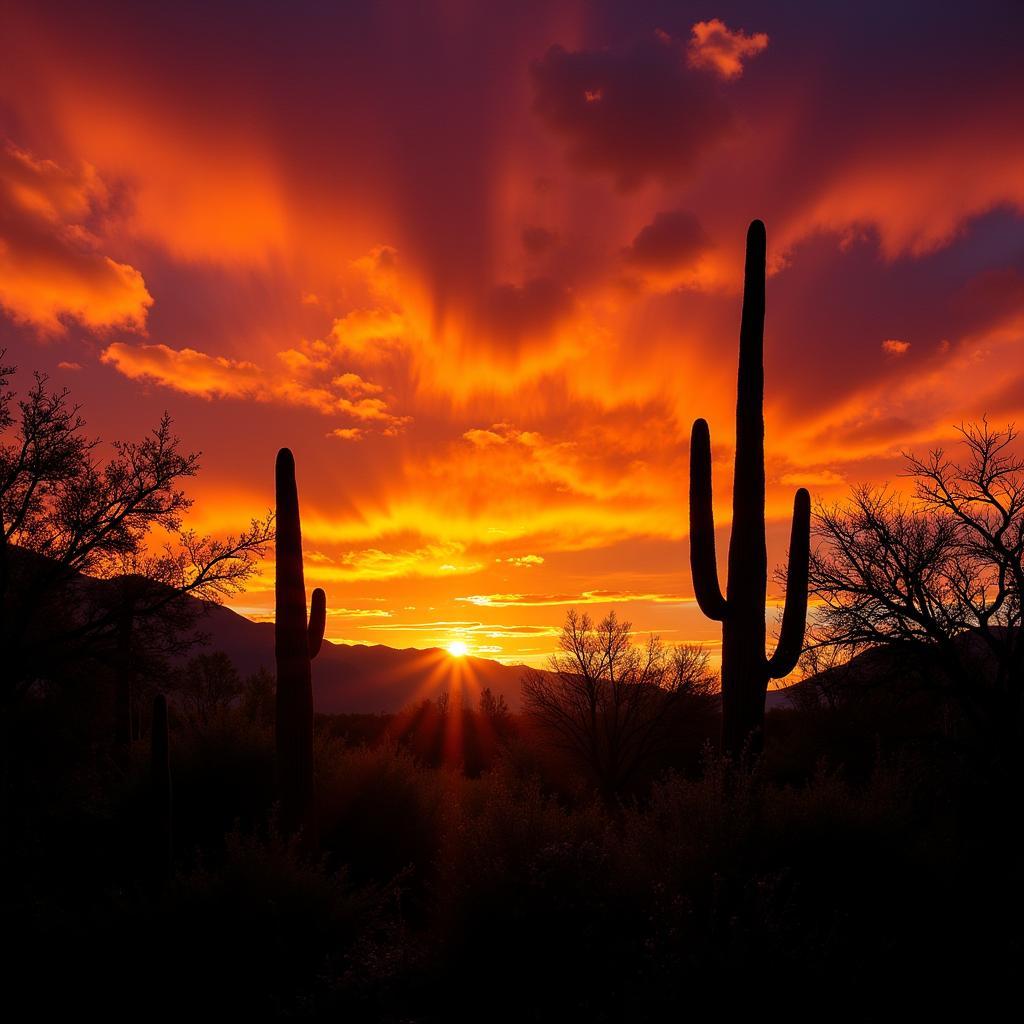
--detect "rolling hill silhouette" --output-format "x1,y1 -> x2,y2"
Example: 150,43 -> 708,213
199,598 -> 534,713
6,545 -> 539,713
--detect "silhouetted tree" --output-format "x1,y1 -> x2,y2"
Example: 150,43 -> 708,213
242,666 -> 276,727
0,355 -> 273,716
792,644 -> 849,711
689,221 -> 810,760
174,651 -> 243,724
479,686 -> 510,723
521,609 -> 715,798
807,420 -> 1024,749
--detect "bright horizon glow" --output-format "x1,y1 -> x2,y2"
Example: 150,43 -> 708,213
447,640 -> 469,658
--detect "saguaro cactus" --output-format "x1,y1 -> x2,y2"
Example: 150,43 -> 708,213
689,220 -> 810,758
275,447 -> 327,836
150,692 -> 172,878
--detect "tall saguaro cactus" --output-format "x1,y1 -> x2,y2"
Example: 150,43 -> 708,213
275,447 -> 327,836
689,220 -> 810,758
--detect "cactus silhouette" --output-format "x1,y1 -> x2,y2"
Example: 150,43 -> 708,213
150,692 -> 172,878
274,447 -> 326,836
689,220 -> 810,758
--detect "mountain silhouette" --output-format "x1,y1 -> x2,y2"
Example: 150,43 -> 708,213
769,627 -> 1014,710
4,544 -> 538,713
199,598 -> 535,712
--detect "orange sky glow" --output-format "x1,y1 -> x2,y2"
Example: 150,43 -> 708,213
3,1 -> 1024,667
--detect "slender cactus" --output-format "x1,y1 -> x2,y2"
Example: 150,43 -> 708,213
150,692 -> 172,878
274,447 -> 326,837
689,220 -> 810,758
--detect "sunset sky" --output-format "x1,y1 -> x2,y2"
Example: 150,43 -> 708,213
3,1 -> 1024,666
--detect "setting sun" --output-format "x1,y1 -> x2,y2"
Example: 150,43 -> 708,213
447,640 -> 468,658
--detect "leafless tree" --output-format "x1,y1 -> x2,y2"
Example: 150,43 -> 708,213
521,609 -> 716,797
0,354 -> 273,718
478,686 -> 510,723
173,651 -> 244,725
807,420 -> 1024,744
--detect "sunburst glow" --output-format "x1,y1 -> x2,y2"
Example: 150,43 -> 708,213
447,640 -> 469,658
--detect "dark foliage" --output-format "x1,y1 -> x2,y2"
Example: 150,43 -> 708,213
5,662 -> 1021,1020
0,354 -> 273,729
808,420 -> 1024,768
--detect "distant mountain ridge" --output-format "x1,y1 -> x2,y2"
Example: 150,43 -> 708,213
199,599 -> 535,712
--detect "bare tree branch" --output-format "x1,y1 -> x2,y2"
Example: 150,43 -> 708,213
806,420 -> 1024,742
522,609 -> 716,797
0,355 -> 273,705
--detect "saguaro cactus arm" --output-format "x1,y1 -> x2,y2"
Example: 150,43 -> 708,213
767,487 -> 811,678
308,586 -> 326,658
688,219 -> 811,755
689,418 -> 728,621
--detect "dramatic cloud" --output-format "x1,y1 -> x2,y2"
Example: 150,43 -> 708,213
101,342 -> 409,431
687,19 -> 769,79
531,33 -> 731,190
0,142 -> 151,331
622,210 -> 711,272
4,1 -> 1024,663
477,278 -> 575,353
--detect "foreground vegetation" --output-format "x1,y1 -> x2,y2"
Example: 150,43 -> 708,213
5,682 -> 1021,1021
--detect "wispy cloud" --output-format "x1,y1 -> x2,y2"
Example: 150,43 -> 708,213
458,591 -> 695,608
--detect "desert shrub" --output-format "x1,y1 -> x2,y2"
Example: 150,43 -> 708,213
429,765 -> 634,1018
168,709 -> 276,857
315,739 -> 450,898
21,830 -> 400,1018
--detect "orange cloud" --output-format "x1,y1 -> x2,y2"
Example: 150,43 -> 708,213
778,142 -> 1024,260
458,591 -> 694,608
0,142 -> 151,332
100,341 -> 410,431
497,555 -> 545,567
687,20 -> 769,79
311,544 -> 485,582
882,339 -> 911,356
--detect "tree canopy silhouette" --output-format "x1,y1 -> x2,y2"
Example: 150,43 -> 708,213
521,609 -> 715,797
0,353 -> 273,708
807,420 -> 1024,749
